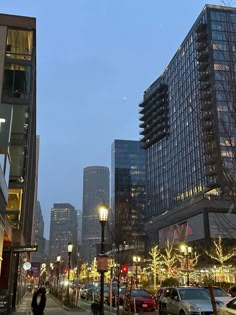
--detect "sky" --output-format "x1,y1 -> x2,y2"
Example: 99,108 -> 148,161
0,0 -> 229,238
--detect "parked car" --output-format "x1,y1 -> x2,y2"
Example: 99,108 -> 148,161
123,288 -> 156,312
229,286 -> 236,297
80,284 -> 96,299
219,297 -> 236,315
94,285 -> 110,303
159,287 -> 224,315
203,286 -> 233,303
85,286 -> 98,301
107,286 -> 127,306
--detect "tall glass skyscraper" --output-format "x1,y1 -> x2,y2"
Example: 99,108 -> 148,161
140,5 -> 236,249
49,203 -> 78,265
111,140 -> 146,250
81,166 -> 109,263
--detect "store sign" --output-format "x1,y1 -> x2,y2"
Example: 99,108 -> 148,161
13,245 -> 38,252
31,262 -> 41,277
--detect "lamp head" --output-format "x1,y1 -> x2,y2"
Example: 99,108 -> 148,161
180,244 -> 186,253
67,242 -> 73,253
98,202 -> 109,222
133,255 -> 141,263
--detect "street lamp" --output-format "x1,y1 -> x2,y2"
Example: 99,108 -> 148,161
56,255 -> 61,297
133,256 -> 141,288
67,242 -> 73,306
180,244 -> 192,286
98,202 -> 109,315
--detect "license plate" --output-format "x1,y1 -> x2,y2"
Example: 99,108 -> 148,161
142,304 -> 148,307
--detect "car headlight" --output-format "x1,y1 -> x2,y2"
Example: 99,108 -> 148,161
188,304 -> 201,312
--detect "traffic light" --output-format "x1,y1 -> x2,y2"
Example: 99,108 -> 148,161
121,264 -> 128,274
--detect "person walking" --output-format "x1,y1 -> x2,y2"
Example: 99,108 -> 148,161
31,287 -> 46,315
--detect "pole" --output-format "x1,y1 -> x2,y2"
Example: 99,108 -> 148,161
186,254 -> 189,286
117,246 -> 120,315
67,252 -> 71,305
57,262 -> 60,297
135,263 -> 138,288
100,221 -> 105,315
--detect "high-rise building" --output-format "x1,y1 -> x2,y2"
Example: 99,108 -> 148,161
32,201 -> 45,262
76,208 -> 82,246
111,140 -> 146,250
49,203 -> 78,266
81,166 -> 109,263
139,4 -> 236,250
0,13 -> 37,310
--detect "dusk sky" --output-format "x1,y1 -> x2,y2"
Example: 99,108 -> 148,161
1,0 -> 225,238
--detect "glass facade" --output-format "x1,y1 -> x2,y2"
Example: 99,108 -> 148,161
49,203 -> 78,265
111,140 -> 146,248
139,5 -> 236,218
81,166 -> 110,263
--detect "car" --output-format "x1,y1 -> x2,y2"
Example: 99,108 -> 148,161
203,286 -> 233,304
94,285 -> 110,303
229,286 -> 236,297
159,287 -> 224,315
219,297 -> 236,315
80,284 -> 96,299
123,288 -> 156,312
85,286 -> 98,301
107,286 -> 127,306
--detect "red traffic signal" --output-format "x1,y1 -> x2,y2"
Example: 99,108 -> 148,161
121,264 -> 128,273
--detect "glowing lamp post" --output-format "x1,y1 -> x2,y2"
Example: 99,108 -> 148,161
98,202 -> 109,315
56,255 -> 61,297
66,242 -> 73,305
180,244 -> 192,286
133,256 -> 141,288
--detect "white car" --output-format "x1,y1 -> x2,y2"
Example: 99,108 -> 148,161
159,287 -> 224,315
203,287 -> 233,304
219,297 -> 236,315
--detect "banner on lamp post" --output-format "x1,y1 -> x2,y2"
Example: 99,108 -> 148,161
97,255 -> 108,272
180,259 -> 194,271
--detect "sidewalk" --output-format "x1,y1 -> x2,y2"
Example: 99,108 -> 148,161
11,291 -> 89,315
12,292 -> 32,315
11,292 -> 116,315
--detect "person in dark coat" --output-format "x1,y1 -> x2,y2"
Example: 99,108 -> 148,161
31,287 -> 46,315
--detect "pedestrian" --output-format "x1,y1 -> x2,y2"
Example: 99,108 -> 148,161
31,287 -> 46,315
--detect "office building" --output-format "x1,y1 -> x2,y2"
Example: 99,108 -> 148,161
0,14 -> 37,311
81,166 -> 109,263
49,203 -> 78,266
32,201 -> 45,262
76,208 -> 82,246
139,4 -> 236,250
111,140 -> 146,251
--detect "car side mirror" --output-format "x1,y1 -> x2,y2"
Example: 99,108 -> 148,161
173,296 -> 179,301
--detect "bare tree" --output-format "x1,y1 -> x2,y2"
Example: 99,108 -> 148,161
205,236 -> 236,280
149,245 -> 161,289
79,262 -> 88,283
161,240 -> 180,278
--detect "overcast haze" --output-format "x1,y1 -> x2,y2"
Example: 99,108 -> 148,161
1,0 -> 226,238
